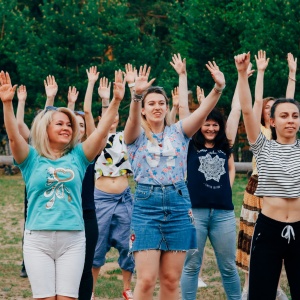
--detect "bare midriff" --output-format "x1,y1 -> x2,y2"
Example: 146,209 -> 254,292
262,197 -> 300,222
95,175 -> 129,194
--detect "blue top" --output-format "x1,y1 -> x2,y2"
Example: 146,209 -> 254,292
15,144 -> 91,230
127,121 -> 190,185
187,141 -> 233,210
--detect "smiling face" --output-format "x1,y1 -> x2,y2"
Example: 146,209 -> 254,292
270,102 -> 300,142
262,99 -> 275,125
201,119 -> 220,145
47,111 -> 73,147
141,93 -> 168,126
76,115 -> 86,141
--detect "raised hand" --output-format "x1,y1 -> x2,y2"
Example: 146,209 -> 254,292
68,86 -> 79,104
0,71 -> 17,102
135,65 -> 156,94
171,86 -> 179,107
255,50 -> 269,72
234,52 -> 251,73
196,86 -> 205,103
124,63 -> 137,85
247,62 -> 255,77
113,70 -> 126,102
287,53 -> 297,74
206,61 -> 226,88
98,77 -> 111,100
170,53 -> 187,75
86,66 -> 99,83
44,75 -> 58,98
17,85 -> 27,103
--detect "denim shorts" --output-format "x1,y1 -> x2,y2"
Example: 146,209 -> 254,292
23,230 -> 85,298
93,187 -> 134,272
130,180 -> 197,252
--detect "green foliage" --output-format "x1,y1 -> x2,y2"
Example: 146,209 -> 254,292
0,0 -> 299,128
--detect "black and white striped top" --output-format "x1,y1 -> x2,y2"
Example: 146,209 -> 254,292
250,132 -> 300,198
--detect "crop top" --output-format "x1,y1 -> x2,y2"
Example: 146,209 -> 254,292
95,131 -> 132,179
126,121 -> 190,185
251,125 -> 271,176
250,132 -> 300,198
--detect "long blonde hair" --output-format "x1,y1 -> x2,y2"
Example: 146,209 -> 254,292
141,87 -> 171,144
30,107 -> 80,159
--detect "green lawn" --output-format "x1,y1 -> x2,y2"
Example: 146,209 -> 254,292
0,173 -> 290,299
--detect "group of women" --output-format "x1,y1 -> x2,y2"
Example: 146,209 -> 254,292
0,50 -> 299,300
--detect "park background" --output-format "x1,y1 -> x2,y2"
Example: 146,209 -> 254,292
0,0 -> 298,298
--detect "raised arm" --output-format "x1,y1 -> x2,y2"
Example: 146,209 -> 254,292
124,65 -> 155,144
181,61 -> 225,137
16,85 -> 30,142
82,70 -> 125,161
170,53 -> 190,119
83,66 -> 99,136
286,52 -> 297,99
44,75 -> 58,107
0,71 -> 28,163
253,50 -> 269,124
124,63 -> 137,98
170,87 -> 179,124
67,86 -> 79,111
226,63 -> 254,144
98,76 -> 111,116
196,86 -> 205,104
235,52 -> 260,143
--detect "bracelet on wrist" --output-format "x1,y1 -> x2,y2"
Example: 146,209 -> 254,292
288,76 -> 296,82
128,82 -> 135,88
214,83 -> 226,93
132,93 -> 143,103
102,105 -> 109,108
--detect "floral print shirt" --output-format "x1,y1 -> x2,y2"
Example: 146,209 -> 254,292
126,121 -> 190,185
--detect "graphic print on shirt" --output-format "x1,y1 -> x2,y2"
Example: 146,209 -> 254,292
198,152 -> 225,182
146,136 -> 176,168
44,167 -> 75,209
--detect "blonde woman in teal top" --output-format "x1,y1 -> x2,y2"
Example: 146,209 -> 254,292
0,70 -> 125,300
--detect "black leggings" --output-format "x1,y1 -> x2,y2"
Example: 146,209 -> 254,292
248,213 -> 300,300
78,209 -> 99,300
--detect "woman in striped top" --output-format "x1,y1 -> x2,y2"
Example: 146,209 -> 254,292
235,52 -> 300,300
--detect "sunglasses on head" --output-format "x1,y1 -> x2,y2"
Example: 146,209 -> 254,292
44,106 -> 58,115
74,111 -> 85,116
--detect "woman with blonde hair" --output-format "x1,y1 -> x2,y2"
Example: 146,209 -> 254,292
124,58 -> 225,300
0,70 -> 125,300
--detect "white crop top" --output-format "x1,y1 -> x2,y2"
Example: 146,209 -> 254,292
95,131 -> 132,179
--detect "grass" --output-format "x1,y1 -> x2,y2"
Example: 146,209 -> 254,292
0,172 -> 291,299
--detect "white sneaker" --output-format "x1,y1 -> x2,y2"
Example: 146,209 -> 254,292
276,288 -> 288,300
198,277 -> 207,288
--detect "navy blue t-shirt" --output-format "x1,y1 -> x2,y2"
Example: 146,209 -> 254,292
81,158 -> 97,211
187,141 -> 233,210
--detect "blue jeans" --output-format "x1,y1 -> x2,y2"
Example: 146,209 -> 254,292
181,208 -> 241,300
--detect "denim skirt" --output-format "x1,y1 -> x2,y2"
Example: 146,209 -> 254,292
129,180 -> 197,252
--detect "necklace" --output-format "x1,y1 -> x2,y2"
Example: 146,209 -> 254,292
153,127 -> 165,147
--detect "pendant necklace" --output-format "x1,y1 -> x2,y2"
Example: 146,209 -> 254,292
154,127 -> 165,147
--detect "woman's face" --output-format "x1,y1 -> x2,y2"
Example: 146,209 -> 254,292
76,115 -> 86,141
142,93 -> 168,125
201,119 -> 220,143
263,100 -> 275,123
270,102 -> 300,140
47,112 -> 73,146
